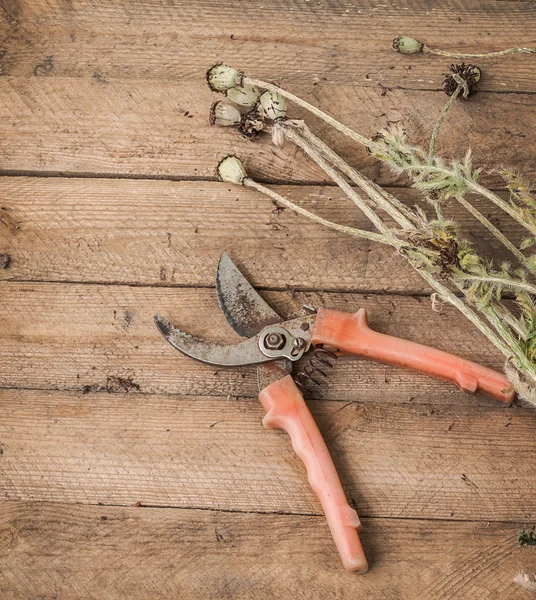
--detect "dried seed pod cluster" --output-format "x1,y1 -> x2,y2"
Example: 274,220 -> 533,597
206,64 -> 288,139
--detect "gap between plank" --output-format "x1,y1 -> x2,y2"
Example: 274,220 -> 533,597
0,497 -> 527,526
1,277 -> 519,302
0,277 -> 438,296
0,170 -> 523,193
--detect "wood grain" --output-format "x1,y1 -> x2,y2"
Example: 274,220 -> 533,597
0,282 -> 512,404
0,178 -> 525,291
0,501 -> 530,600
2,0 -> 536,93
0,388 -> 534,521
1,3 -> 535,597
0,78 -> 535,184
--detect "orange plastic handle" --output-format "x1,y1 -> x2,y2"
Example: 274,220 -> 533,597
258,375 -> 368,573
312,308 -> 514,403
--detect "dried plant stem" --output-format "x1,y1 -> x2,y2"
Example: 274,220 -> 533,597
243,178 -> 400,247
454,194 -> 528,265
429,85 -> 461,158
469,181 -> 536,237
243,76 -> 374,150
215,69 -> 536,398
247,77 -> 536,241
423,45 -> 536,58
275,122 -> 525,367
284,121 -> 418,229
412,270 -> 515,361
476,301 -> 536,377
491,304 -> 528,339
280,125 -> 390,235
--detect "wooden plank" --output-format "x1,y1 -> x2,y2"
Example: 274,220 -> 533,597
2,0 -> 536,93
0,389 -> 534,521
0,78 -> 535,184
0,178 -> 525,290
0,501 -> 530,599
0,282 -> 511,404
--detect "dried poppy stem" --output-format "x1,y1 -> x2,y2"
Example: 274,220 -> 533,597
453,194 -> 528,266
242,76 -> 374,150
429,85 -> 462,158
423,45 -> 536,59
393,36 -> 536,58
245,75 -> 536,238
279,126 -> 390,235
244,178 -> 397,246
283,120 -> 419,229
208,65 -> 536,403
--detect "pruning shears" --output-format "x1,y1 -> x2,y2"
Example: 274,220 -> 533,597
154,252 -> 514,572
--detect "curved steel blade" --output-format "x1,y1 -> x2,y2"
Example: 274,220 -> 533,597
216,251 -> 282,338
154,314 -> 271,366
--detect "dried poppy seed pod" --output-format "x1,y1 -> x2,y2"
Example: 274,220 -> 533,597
217,155 -> 247,185
393,36 -> 423,54
226,84 -> 260,108
259,90 -> 288,121
206,64 -> 243,92
209,101 -> 242,127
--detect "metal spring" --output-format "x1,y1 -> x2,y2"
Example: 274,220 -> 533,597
295,345 -> 338,390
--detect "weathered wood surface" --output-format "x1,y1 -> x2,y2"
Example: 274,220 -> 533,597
1,0 -> 536,183
0,282 -> 510,403
0,79 -> 535,184
0,501 -> 530,600
0,388 -> 534,521
1,1 -> 536,597
0,178 -> 525,291
1,0 -> 535,93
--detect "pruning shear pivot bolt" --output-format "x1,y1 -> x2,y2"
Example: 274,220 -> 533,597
154,252 -> 514,572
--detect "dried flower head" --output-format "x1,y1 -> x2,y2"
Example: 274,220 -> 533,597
206,63 -> 243,92
443,63 -> 481,99
392,36 -> 423,54
217,155 -> 247,185
209,101 -> 242,127
226,84 -> 260,108
238,109 -> 265,139
259,90 -> 288,121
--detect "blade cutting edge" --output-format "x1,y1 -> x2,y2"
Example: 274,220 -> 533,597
216,251 -> 283,338
154,314 -> 271,366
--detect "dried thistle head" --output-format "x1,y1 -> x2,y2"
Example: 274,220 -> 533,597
443,63 -> 481,99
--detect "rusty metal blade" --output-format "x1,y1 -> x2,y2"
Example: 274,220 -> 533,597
154,314 -> 271,366
216,252 -> 293,390
216,251 -> 283,338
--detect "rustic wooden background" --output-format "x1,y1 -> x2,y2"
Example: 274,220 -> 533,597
1,0 -> 536,598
